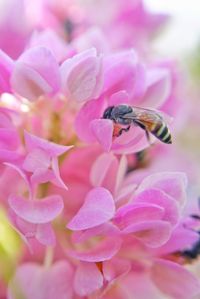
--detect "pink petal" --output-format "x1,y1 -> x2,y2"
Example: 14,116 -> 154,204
134,188 -> 179,226
117,272 -> 167,299
122,220 -> 172,247
71,223 -> 120,244
137,172 -> 187,205
67,187 -> 115,230
90,152 -> 117,187
11,46 -> 60,101
0,128 -> 20,150
8,195 -> 64,223
103,258 -> 131,282
0,49 -> 13,93
45,261 -> 74,299
103,50 -> 142,97
69,236 -> 122,262
60,48 -> 103,102
74,262 -> 103,296
114,203 -> 164,229
4,162 -> 32,196
151,259 -> 200,299
31,168 -> 55,185
51,157 -> 68,190
8,263 -> 41,299
143,68 -> 171,108
24,131 -> 73,157
22,148 -> 50,172
36,223 -> 56,246
109,90 -> 129,106
8,261 -> 74,299
90,119 -> 113,152
73,27 -> 109,54
155,225 -> 199,256
75,97 -> 105,142
29,29 -> 69,63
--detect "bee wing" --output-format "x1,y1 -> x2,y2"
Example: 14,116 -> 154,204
125,106 -> 173,125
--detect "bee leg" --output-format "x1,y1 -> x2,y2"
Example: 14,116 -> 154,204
145,129 -> 152,145
117,125 -> 131,137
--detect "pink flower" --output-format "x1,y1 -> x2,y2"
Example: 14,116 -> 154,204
75,50 -> 171,153
8,194 -> 63,248
6,131 -> 73,194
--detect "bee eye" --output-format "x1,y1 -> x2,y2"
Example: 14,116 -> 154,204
103,106 -> 114,119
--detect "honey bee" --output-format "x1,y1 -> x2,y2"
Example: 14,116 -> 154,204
103,104 -> 172,144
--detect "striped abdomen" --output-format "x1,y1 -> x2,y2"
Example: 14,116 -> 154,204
150,120 -> 172,144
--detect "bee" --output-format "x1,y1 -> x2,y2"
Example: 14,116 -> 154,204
103,104 -> 172,144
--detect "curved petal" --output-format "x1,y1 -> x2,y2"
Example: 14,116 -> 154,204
24,131 -> 73,157
67,187 -> 115,230
114,203 -> 164,229
90,119 -> 113,152
75,97 -> 105,142
122,220 -> 172,247
136,172 -> 187,205
143,68 -> 171,108
36,223 -> 56,246
69,236 -> 122,262
11,46 -> 60,101
151,259 -> 200,299
8,195 -> 64,223
74,262 -> 103,296
60,48 -> 103,102
134,188 -> 180,226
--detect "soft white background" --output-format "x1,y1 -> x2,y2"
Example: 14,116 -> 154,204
144,0 -> 200,57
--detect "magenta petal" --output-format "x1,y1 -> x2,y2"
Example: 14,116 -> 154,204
134,188 -> 179,226
69,236 -> 122,262
31,168 -> 55,185
151,259 -> 200,299
36,223 -> 56,246
24,131 -> 73,157
0,49 -> 13,93
67,187 -> 115,230
11,46 -> 60,101
8,195 -> 64,223
90,119 -> 113,152
75,97 -> 105,142
22,148 -> 50,172
74,262 -> 103,296
122,220 -> 172,247
51,157 -> 68,190
137,172 -> 187,205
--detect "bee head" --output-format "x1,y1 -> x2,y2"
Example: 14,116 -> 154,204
102,106 -> 114,119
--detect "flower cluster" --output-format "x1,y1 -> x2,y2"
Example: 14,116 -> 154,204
0,1 -> 199,299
